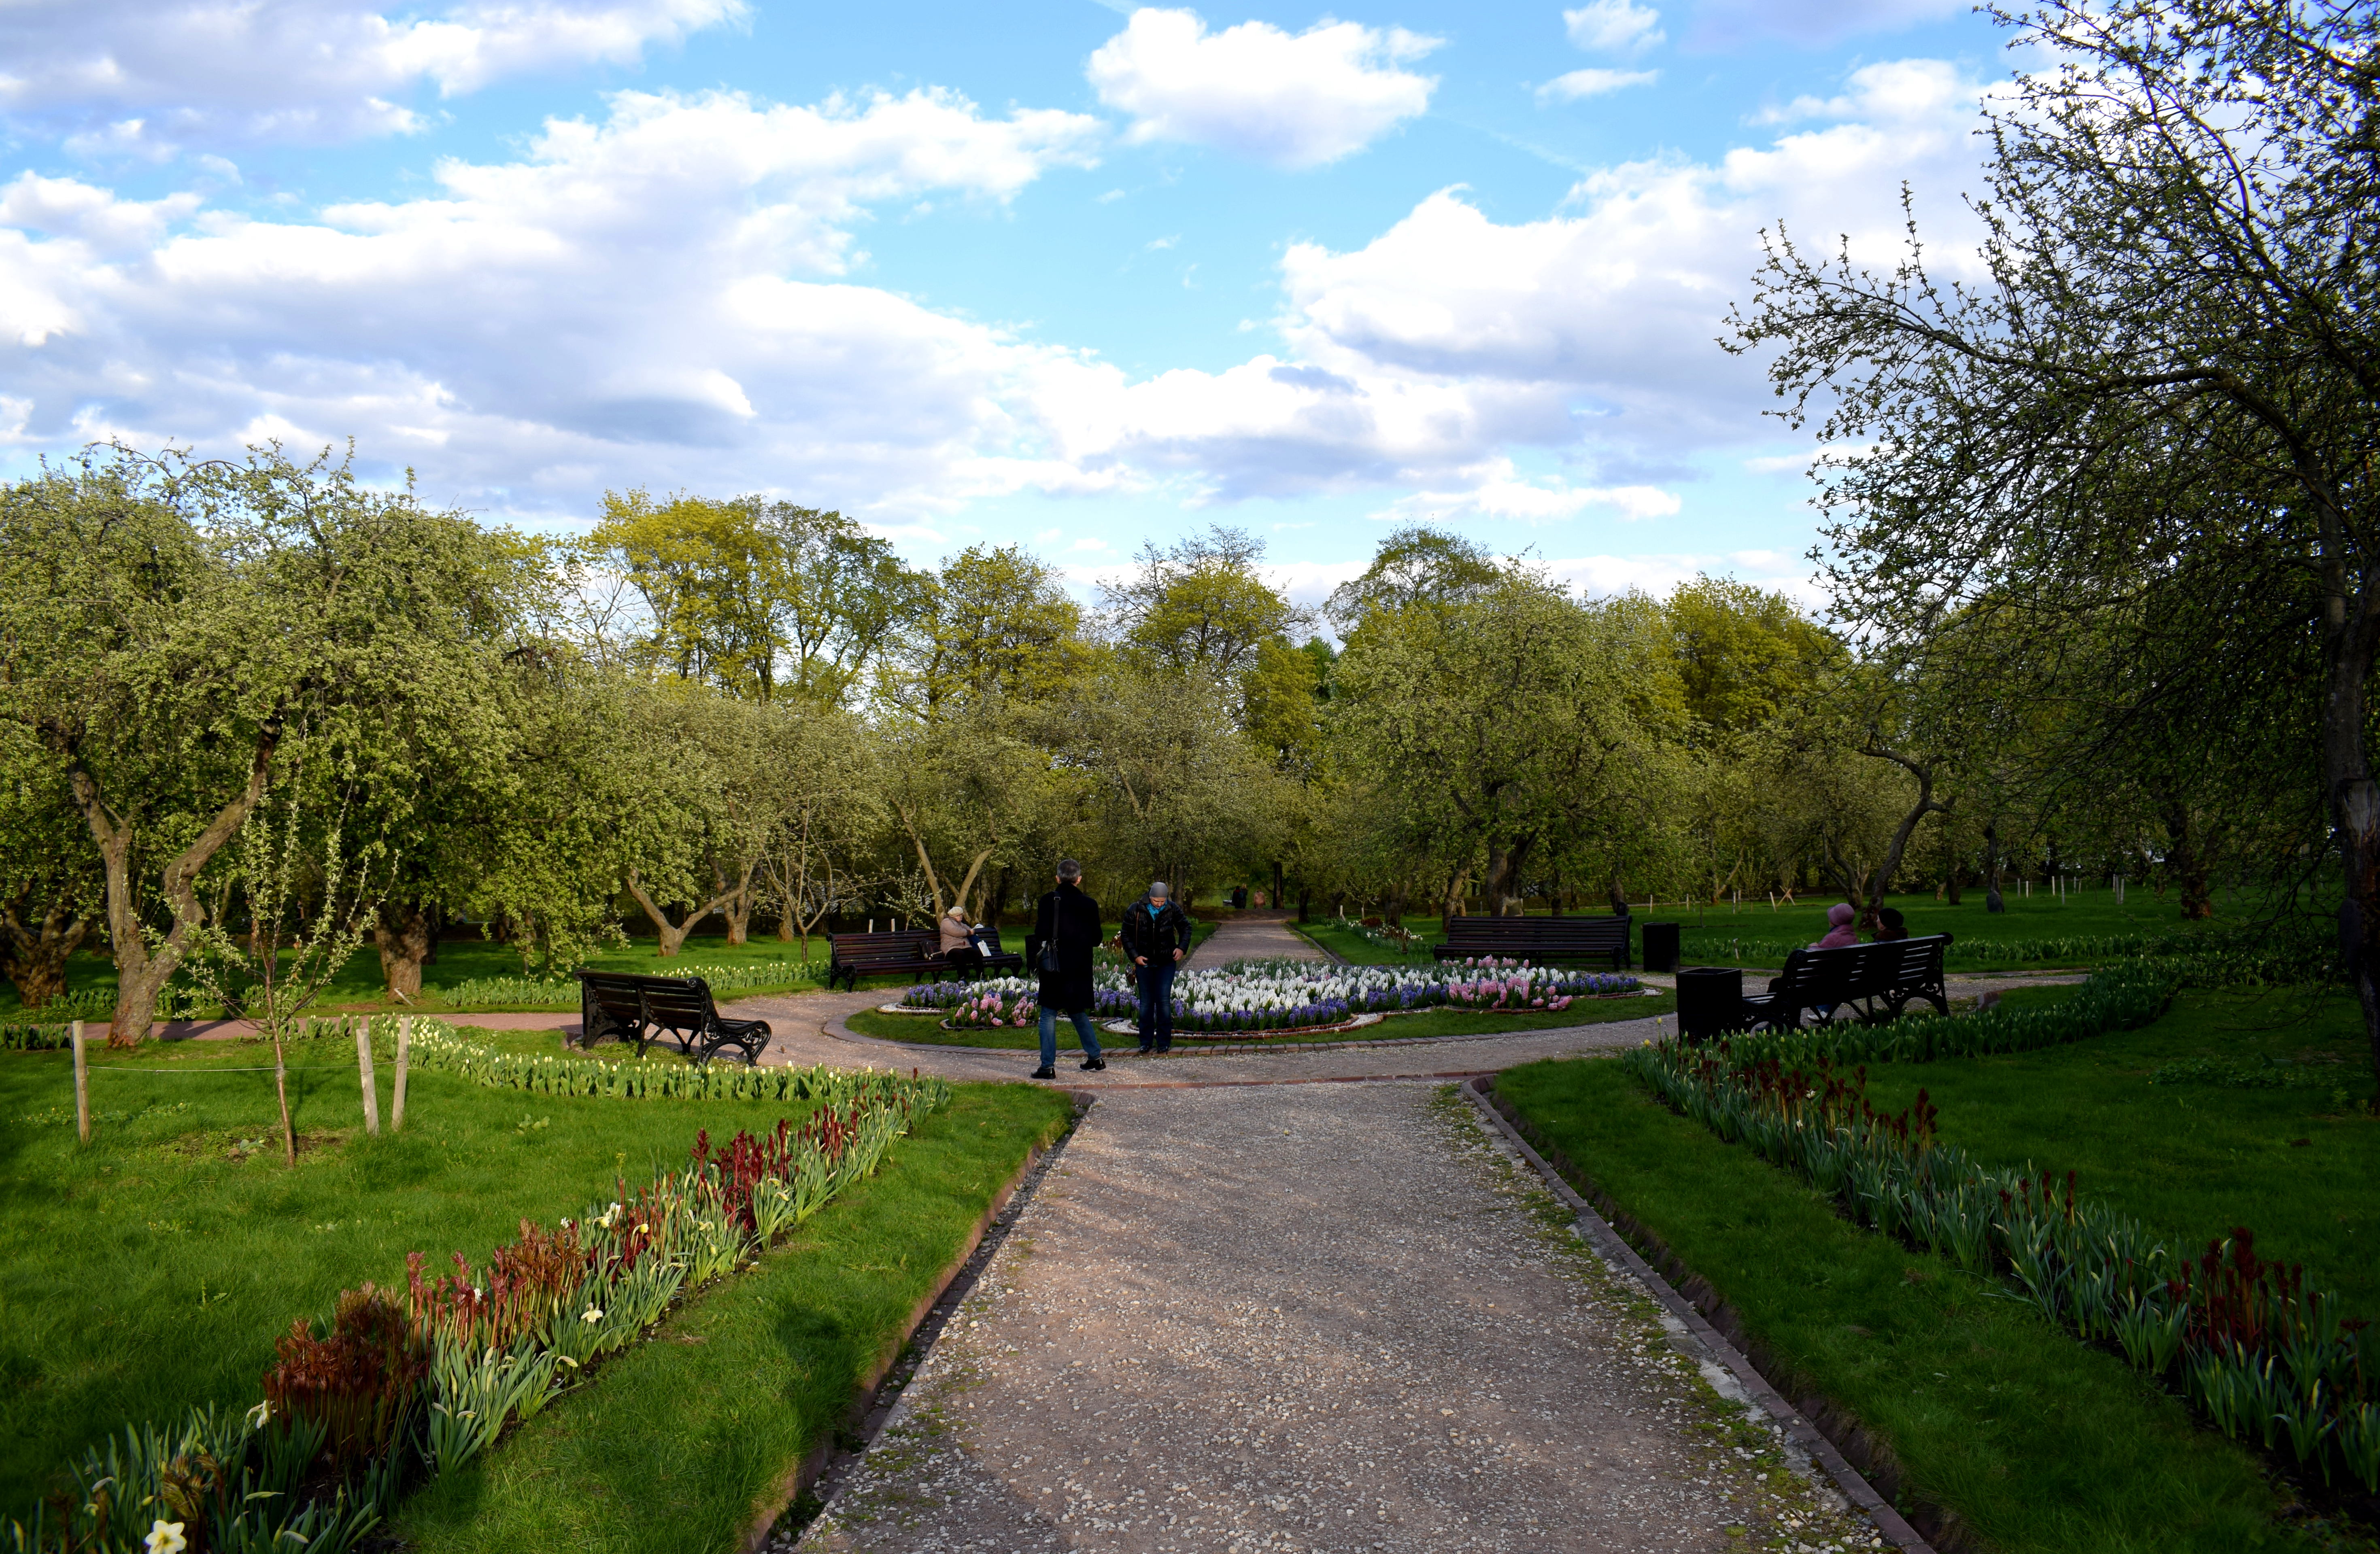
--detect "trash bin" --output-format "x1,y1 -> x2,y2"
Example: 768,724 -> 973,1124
1641,921 -> 1681,973
1675,966 -> 1745,1043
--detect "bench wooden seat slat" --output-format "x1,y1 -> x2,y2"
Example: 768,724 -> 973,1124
824,929 -> 1024,992
1432,915 -> 1632,970
1738,934 -> 1952,1032
574,970 -> 771,1065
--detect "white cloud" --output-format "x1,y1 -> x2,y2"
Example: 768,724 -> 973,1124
0,53 -> 1998,539
0,87 -> 1103,520
0,0 -> 746,151
1540,551 -> 1821,604
1563,0 -> 1664,55
1537,68 -> 1660,103
1087,8 -> 1439,170
1752,59 -> 1971,125
1377,463 -> 1681,524
1028,56 -> 1992,505
1742,440 -> 1875,475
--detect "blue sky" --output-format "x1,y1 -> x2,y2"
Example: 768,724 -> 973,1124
0,0 -> 2014,608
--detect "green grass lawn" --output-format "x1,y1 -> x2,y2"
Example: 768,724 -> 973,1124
1855,984 -> 2380,1317
6,935 -> 836,1023
1298,891 -> 2279,973
839,992 -> 1671,1049
1494,1057 -> 2320,1554
0,1032 -> 926,1516
5,919 -> 1227,1023
396,1082 -> 1073,1554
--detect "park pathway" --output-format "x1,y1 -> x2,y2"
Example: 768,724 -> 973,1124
1191,911 -> 1334,965
788,1079 -> 1885,1554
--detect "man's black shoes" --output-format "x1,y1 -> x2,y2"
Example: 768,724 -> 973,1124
1080,1057 -> 1107,1071
1030,1066 -> 1058,1080
1137,1043 -> 1154,1055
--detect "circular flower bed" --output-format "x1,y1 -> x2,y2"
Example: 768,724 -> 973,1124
899,957 -> 1639,1036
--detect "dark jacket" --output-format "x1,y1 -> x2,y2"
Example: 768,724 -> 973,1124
1028,883 -> 1103,1012
1119,896 -> 1193,964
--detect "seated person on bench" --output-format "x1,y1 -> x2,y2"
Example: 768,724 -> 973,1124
1768,902 -> 1861,1018
937,904 -> 979,964
1874,906 -> 1910,942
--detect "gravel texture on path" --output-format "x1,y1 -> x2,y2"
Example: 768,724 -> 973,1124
790,1081 -> 1884,1554
1191,913 -> 1333,965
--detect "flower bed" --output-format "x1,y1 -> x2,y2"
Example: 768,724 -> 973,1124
1622,1034 -> 2380,1500
8,1043 -> 948,1554
899,957 -> 1639,1036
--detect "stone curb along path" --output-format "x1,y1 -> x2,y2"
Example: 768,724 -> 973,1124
1456,1080 -> 1937,1554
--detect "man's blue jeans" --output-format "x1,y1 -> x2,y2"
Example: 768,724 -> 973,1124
1136,958 -> 1177,1051
1038,1006 -> 1101,1070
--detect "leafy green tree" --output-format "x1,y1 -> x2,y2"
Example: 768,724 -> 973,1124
589,490 -> 929,705
1067,662 -> 1289,902
1324,526 -> 1501,634
876,545 -> 1092,722
0,444 -> 520,1043
0,725 -> 100,1008
1666,577 -> 1843,739
1103,526 -> 1305,683
1734,0 -> 2380,1090
1335,572 -> 1673,918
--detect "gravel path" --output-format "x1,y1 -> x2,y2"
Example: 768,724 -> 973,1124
790,1081 -> 1884,1554
1192,913 -> 1332,965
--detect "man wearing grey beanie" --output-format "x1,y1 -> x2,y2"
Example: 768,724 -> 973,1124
1118,880 -> 1192,1053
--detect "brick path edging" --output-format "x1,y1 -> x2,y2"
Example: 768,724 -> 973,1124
1460,1076 -> 1969,1554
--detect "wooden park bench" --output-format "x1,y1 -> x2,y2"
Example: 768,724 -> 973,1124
574,970 -> 772,1064
824,928 -> 1023,992
1739,934 -> 1953,1032
1433,914 -> 1632,970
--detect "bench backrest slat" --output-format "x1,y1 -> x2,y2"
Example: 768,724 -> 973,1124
1772,935 -> 1948,997
574,969 -> 718,1023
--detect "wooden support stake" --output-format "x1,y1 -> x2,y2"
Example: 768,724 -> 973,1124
392,1017 -> 410,1132
71,1021 -> 89,1145
355,1016 -> 380,1136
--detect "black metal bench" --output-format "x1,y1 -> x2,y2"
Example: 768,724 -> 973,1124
1434,914 -> 1631,970
824,929 -> 1022,992
1740,934 -> 1953,1031
574,970 -> 771,1064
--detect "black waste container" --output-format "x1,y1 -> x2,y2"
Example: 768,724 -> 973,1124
1675,966 -> 1746,1043
1641,921 -> 1681,973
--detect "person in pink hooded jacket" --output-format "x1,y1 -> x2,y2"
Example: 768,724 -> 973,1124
1812,903 -> 1861,949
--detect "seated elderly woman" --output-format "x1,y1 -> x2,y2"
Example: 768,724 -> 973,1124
936,904 -> 976,962
1810,902 -> 1861,949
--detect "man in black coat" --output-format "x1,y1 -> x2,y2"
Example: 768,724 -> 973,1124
1118,880 -> 1192,1053
1025,858 -> 1105,1079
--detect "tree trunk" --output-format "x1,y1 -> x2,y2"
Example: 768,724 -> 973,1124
65,727 -> 276,1046
1441,866 -> 1472,926
1607,866 -> 1628,917
1483,838 -> 1536,917
1983,822 -> 2005,912
1854,745 -> 1948,934
624,870 -> 740,958
2318,588 -> 2380,1114
0,898 -> 94,1008
721,862 -> 759,946
373,901 -> 435,1001
2162,800 -> 2214,920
